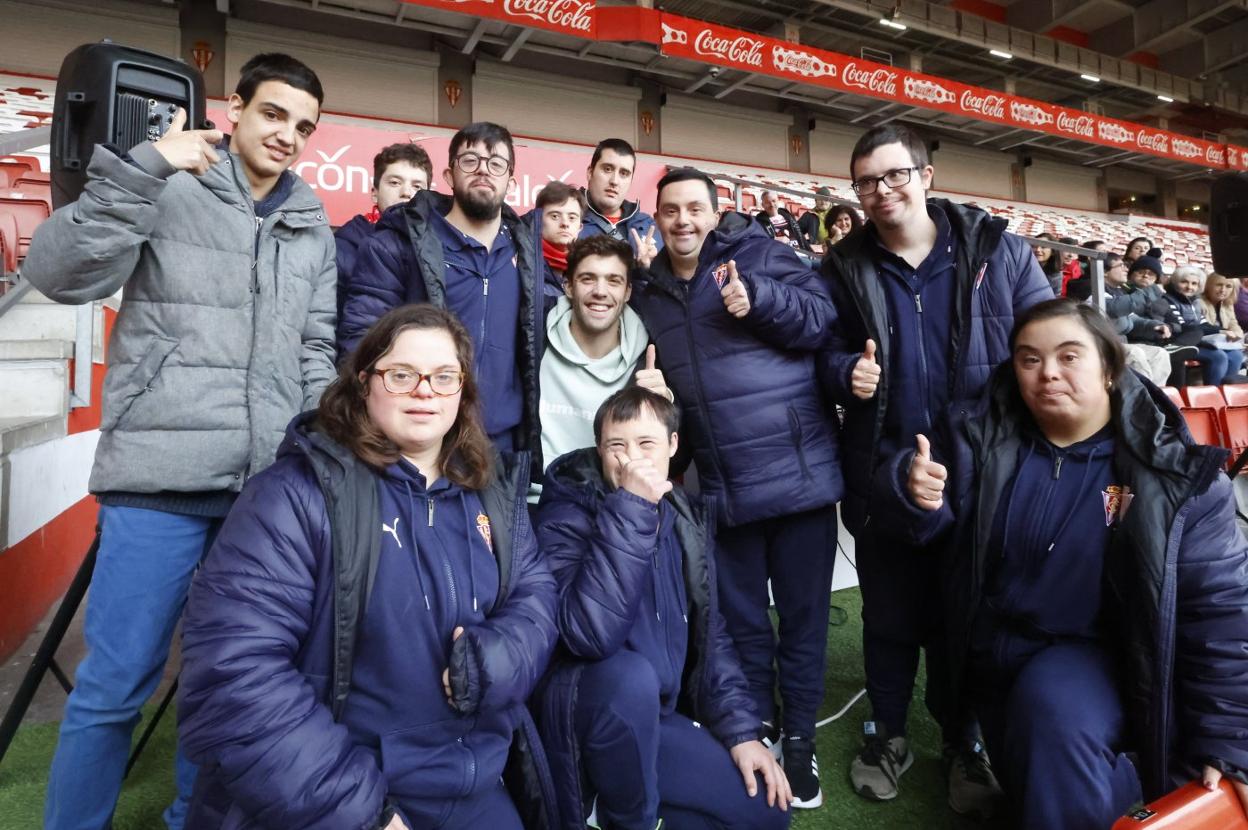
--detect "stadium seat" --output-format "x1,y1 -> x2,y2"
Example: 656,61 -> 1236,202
1218,385 -> 1248,472
1111,778 -> 1248,829
1175,386 -> 1224,447
0,195 -> 50,258
0,159 -> 35,182
0,211 -> 17,274
1162,386 -> 1186,409
11,178 -> 51,205
1182,385 -> 1226,414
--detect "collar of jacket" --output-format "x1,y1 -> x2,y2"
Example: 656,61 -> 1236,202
200,150 -> 326,226
582,189 -> 641,226
277,412 -> 532,720
643,211 -> 767,300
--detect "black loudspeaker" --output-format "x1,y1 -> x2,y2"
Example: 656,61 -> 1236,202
51,41 -> 208,209
1211,172 -> 1248,278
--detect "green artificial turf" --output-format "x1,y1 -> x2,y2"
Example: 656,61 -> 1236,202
0,588 -> 1001,829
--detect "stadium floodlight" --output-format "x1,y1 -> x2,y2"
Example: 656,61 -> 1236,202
989,50 -> 1013,60
1080,74 -> 1101,83
1158,95 -> 1174,103
879,18 -> 907,31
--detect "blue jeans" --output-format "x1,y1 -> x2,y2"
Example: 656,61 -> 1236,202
1196,345 -> 1244,386
45,505 -> 221,830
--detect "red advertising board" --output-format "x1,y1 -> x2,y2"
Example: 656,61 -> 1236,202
400,0 -> 594,37
207,108 -> 667,227
653,13 -> 1229,170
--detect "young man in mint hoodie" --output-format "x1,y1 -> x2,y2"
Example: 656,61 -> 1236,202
532,234 -> 671,503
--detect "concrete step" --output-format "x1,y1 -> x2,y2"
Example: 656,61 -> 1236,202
0,413 -> 66,455
0,359 -> 68,419
0,338 -> 72,360
0,302 -> 77,342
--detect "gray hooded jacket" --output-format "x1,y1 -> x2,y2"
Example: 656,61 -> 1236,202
21,143 -> 337,495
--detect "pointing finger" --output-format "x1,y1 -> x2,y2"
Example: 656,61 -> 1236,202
168,107 -> 187,133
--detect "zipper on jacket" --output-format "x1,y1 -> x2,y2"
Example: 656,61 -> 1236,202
914,290 -> 933,432
1053,455 -> 1063,480
680,282 -> 731,519
428,499 -> 435,527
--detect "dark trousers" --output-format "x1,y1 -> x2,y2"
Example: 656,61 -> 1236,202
398,781 -> 523,830
715,505 -> 837,739
574,652 -> 790,830
855,531 -> 953,740
968,638 -> 1142,830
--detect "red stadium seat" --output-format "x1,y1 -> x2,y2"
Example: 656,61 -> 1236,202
1162,386 -> 1185,409
1218,385 -> 1248,472
11,179 -> 51,204
0,211 -> 17,274
1180,407 -> 1222,447
0,195 -> 51,258
1111,779 -> 1248,829
0,159 -> 35,182
1182,385 -> 1226,415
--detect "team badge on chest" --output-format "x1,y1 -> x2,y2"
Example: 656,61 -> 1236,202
476,512 -> 493,551
713,263 -> 729,289
1102,485 -> 1134,527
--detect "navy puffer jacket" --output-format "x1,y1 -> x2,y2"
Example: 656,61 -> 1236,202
821,198 -> 1052,533
579,193 -> 661,256
630,212 -> 843,527
334,212 -> 374,318
179,414 -> 560,830
874,367 -> 1248,799
532,448 -> 760,828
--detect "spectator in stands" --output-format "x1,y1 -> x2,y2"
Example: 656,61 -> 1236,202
179,305 -> 558,830
1123,236 -> 1152,270
1236,278 -> 1248,331
1201,273 -> 1245,349
1058,236 -> 1082,295
334,143 -> 432,318
1166,265 -> 1245,385
754,190 -> 811,251
823,204 -> 863,247
533,234 -> 670,503
535,180 -> 585,297
1088,252 -> 1173,385
821,123 -> 1051,813
581,138 -> 661,263
635,166 -> 842,809
340,122 -> 543,463
22,53 -> 335,830
533,387 -> 792,830
1129,256 -> 1163,291
1031,232 -> 1063,295
885,298 -> 1248,828
798,185 -> 834,248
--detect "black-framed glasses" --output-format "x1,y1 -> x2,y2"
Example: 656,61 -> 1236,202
851,166 -> 921,196
372,368 -> 464,396
454,152 -> 512,177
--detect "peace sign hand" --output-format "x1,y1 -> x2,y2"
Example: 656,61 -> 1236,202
631,225 -> 659,268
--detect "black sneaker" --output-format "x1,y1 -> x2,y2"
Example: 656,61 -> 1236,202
943,740 -> 1004,819
782,734 -> 823,808
760,720 -> 782,760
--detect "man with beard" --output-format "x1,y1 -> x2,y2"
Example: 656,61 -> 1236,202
340,122 -> 542,459
581,138 -> 661,264
820,124 -> 1050,814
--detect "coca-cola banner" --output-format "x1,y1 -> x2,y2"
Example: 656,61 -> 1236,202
400,0 -> 594,38
207,107 -> 668,226
655,13 -> 1229,170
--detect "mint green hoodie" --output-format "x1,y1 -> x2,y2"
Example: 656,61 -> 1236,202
531,297 -> 649,502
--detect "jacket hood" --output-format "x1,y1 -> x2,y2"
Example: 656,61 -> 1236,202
582,189 -> 641,224
648,210 -> 769,284
201,151 -> 325,218
837,198 -> 1005,263
541,446 -> 609,509
544,297 -> 648,383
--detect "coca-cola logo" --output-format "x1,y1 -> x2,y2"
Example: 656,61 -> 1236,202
1206,146 -> 1226,165
1056,112 -> 1094,138
842,61 -> 898,96
1230,147 -> 1241,168
502,0 -> 593,32
693,28 -> 758,66
694,29 -> 763,66
1170,138 -> 1201,159
772,46 -> 836,79
959,90 -> 1005,119
1137,130 -> 1169,154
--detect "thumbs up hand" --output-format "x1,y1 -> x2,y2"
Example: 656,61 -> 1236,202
634,343 -> 674,402
851,339 -> 881,400
152,107 -> 223,176
907,434 -> 947,511
720,260 -> 751,318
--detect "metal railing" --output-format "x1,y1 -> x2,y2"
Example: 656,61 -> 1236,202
1,124 -> 92,410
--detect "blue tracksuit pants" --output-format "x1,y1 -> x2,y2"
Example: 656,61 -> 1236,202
574,651 -> 789,830
713,505 -> 837,739
968,637 -> 1143,829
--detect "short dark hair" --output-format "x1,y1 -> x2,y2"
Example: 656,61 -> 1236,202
1009,298 -> 1126,387
536,180 -> 587,214
372,143 -> 433,190
656,167 -> 718,212
449,122 -> 514,171
1125,236 -> 1152,255
849,124 -> 929,180
590,138 -> 636,170
317,304 -> 494,489
565,234 -> 633,283
1083,239 -> 1105,251
235,53 -> 324,107
1105,252 -> 1123,269
594,386 -> 680,445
